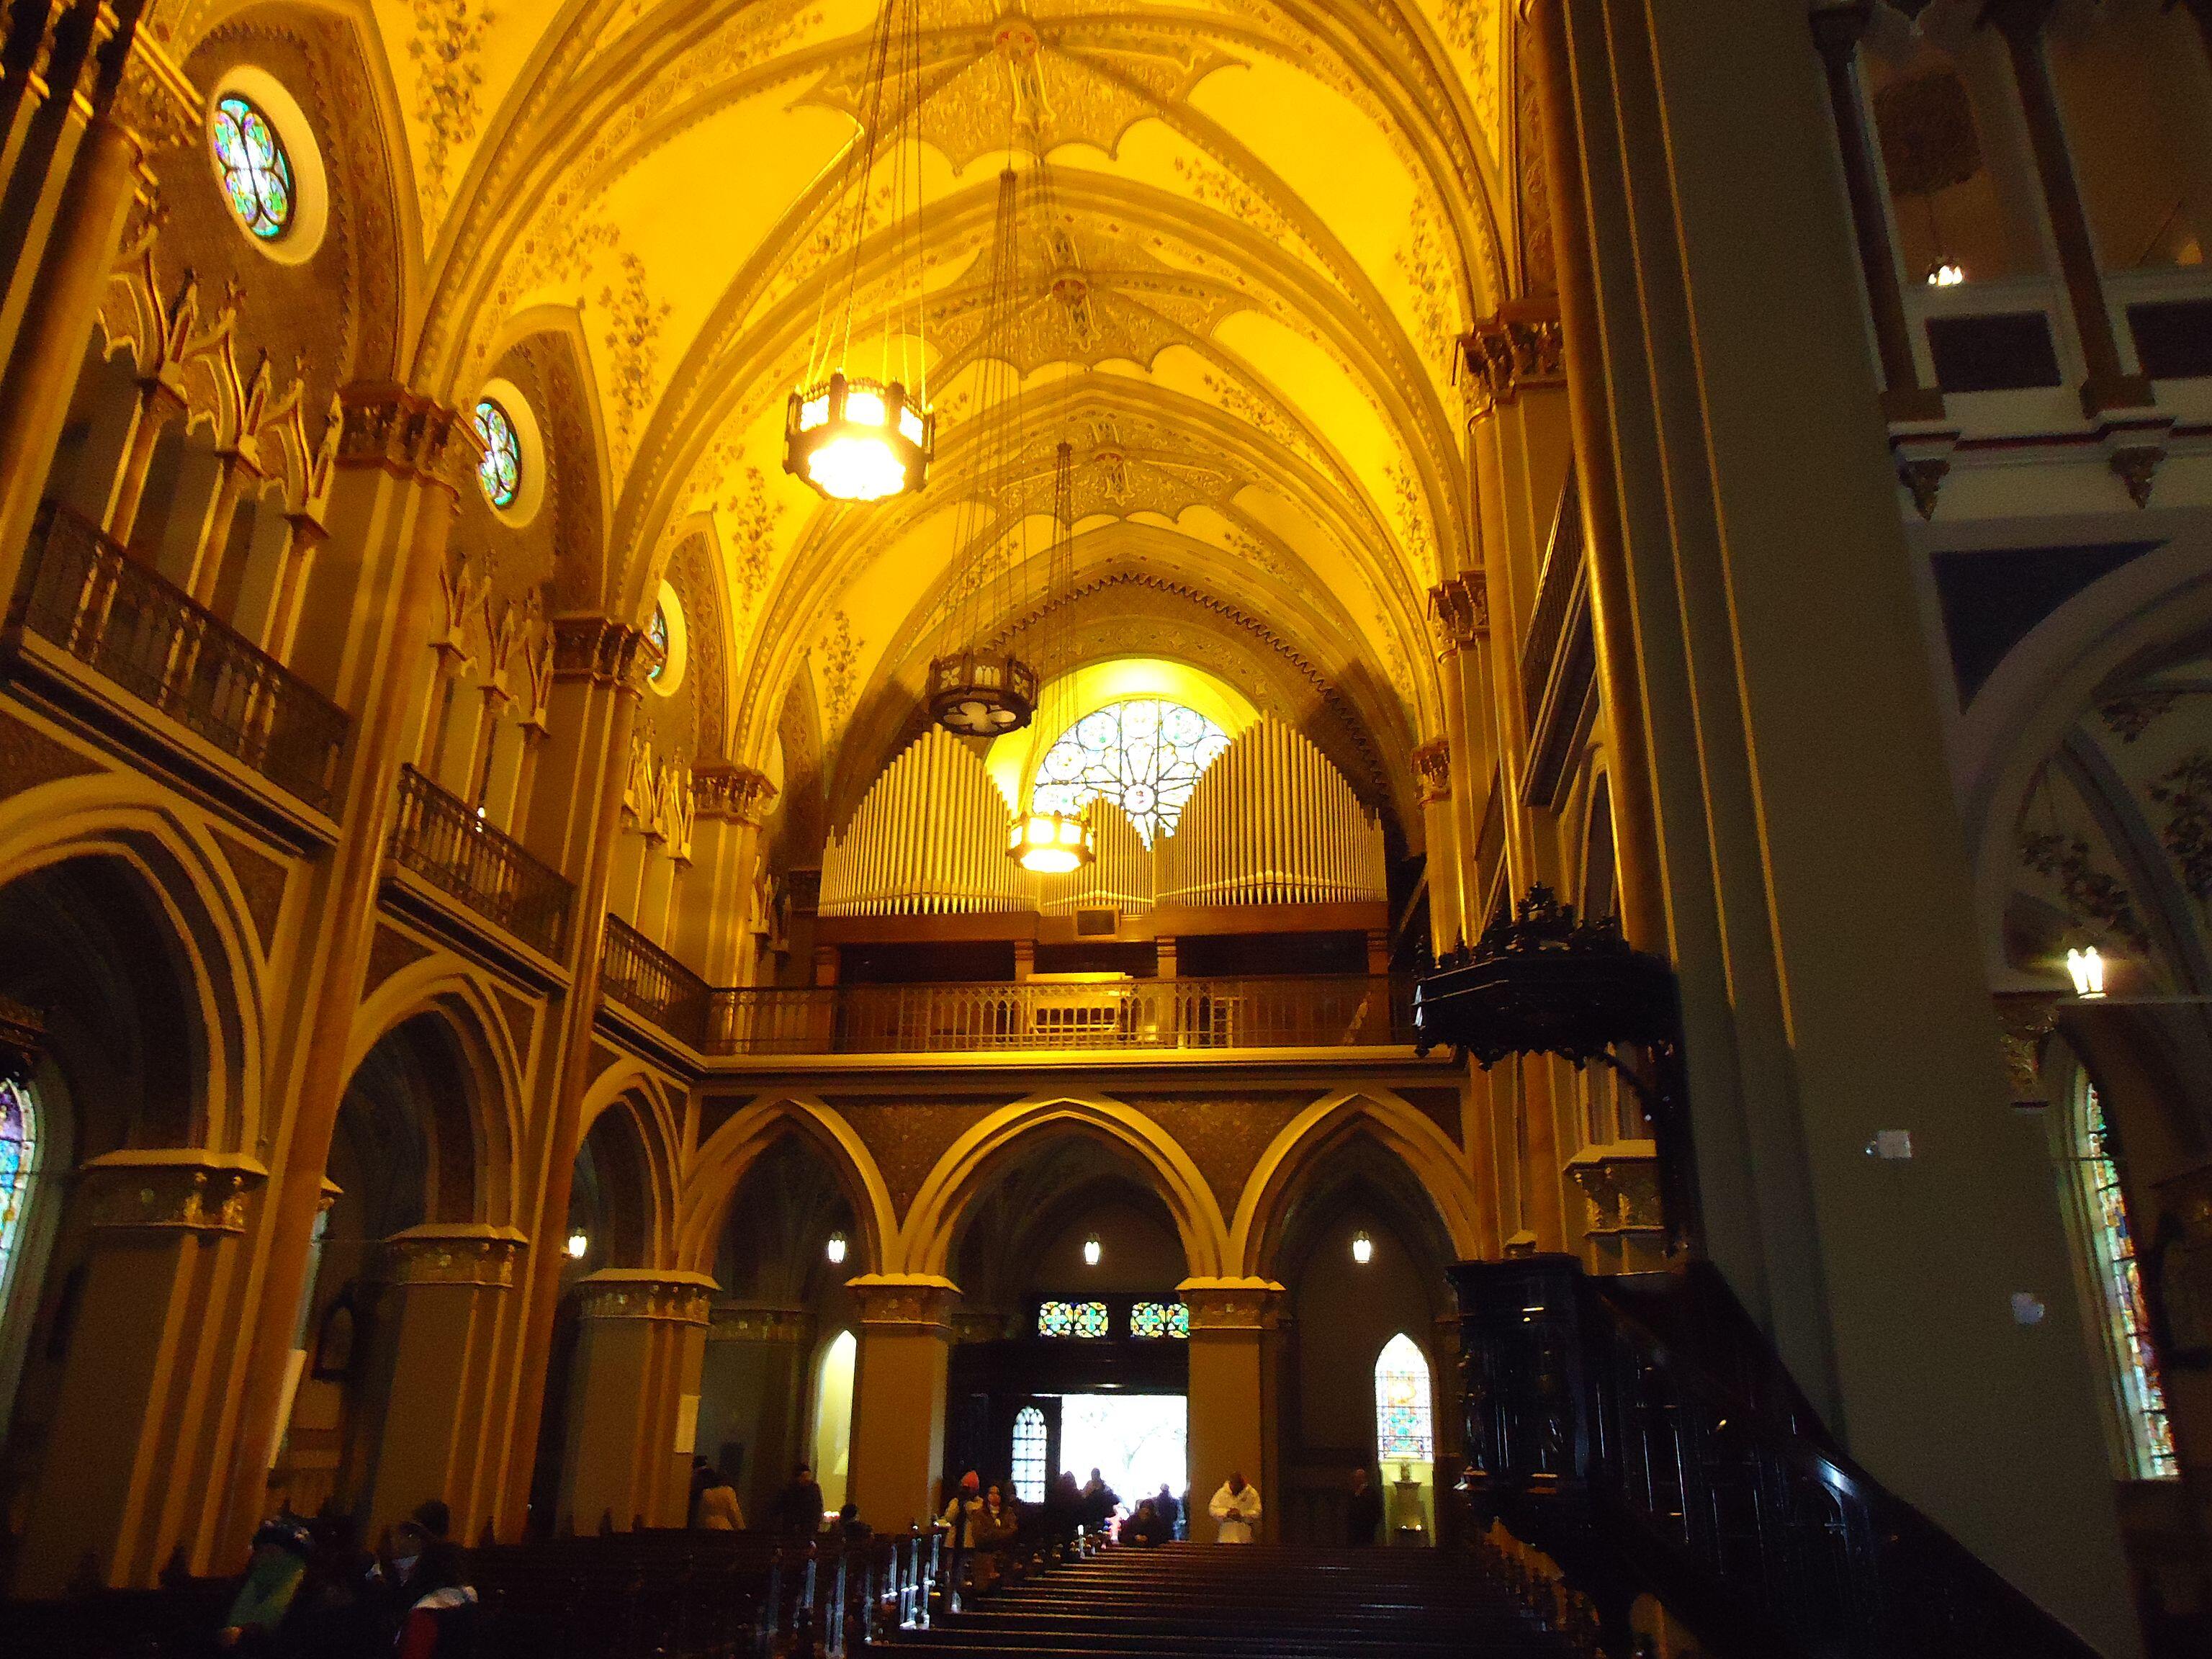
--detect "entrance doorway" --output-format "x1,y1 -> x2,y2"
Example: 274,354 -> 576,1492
1053,1392 -> 1187,1524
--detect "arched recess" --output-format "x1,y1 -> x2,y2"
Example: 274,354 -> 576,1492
572,1069 -> 685,1273
676,1094 -> 896,1281
1231,1089 -> 1482,1279
897,1094 -> 1231,1282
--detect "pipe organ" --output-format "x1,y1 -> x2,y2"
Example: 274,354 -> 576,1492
819,718 -> 1385,917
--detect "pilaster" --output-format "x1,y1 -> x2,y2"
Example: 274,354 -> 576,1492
558,1270 -> 716,1534
848,1274 -> 959,1531
1180,1280 -> 1283,1544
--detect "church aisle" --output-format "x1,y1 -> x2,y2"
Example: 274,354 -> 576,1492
894,1543 -> 1573,1658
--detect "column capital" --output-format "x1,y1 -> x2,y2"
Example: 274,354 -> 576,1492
108,30 -> 200,174
1178,1278 -> 1286,1332
848,1273 -> 961,1334
1995,990 -> 2061,1107
333,384 -> 485,495
706,1302 -> 812,1344
78,1149 -> 267,1233
552,613 -> 651,691
379,1224 -> 529,1287
1413,738 -> 1452,804
1461,302 -> 1565,417
694,763 -> 778,825
1427,574 -> 1489,652
574,1269 -> 717,1325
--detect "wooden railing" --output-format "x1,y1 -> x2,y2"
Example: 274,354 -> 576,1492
601,914 -> 712,1047
10,501 -> 349,812
390,765 -> 574,958
1451,1255 -> 2101,1659
703,974 -> 1413,1056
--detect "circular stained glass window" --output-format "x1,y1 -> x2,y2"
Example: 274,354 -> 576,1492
646,603 -> 670,683
209,93 -> 294,240
1032,699 -> 1231,845
474,400 -> 521,508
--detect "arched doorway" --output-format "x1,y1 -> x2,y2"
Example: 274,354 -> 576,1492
811,1328 -> 858,1515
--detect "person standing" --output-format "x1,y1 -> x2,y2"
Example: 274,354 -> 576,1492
1345,1467 -> 1383,1546
773,1464 -> 827,1536
217,1518 -> 311,1650
1153,1483 -> 1179,1540
1078,1467 -> 1119,1537
688,1455 -> 714,1527
697,1468 -> 744,1530
1208,1471 -> 1260,1544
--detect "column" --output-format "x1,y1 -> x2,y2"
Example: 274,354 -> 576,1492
1426,575 -> 1488,927
558,1271 -> 715,1533
1413,740 -> 1461,952
698,1303 -> 811,1524
1809,2 -> 1947,423
360,1227 -> 528,1541
848,1276 -> 958,1532
670,766 -> 775,982
1181,1281 -> 1280,1544
14,1151 -> 267,1596
1983,0 -> 2154,416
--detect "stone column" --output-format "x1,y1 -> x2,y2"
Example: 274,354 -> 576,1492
558,1271 -> 715,1533
1809,3 -> 1946,422
848,1275 -> 958,1532
1426,573 -> 1489,925
1983,0 -> 2154,416
1182,1280 -> 1281,1544
675,765 -> 776,983
361,1226 -> 529,1540
700,1302 -> 811,1523
14,1151 -> 267,1596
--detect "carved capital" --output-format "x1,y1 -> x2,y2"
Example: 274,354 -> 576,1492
109,30 -> 200,171
1565,1141 -> 1665,1241
552,614 -> 649,691
80,1151 -> 266,1233
1428,575 -> 1488,652
335,384 -> 484,495
706,1302 -> 813,1344
694,764 -> 778,826
1995,991 -> 2060,1107
1413,739 -> 1452,805
379,1226 -> 526,1287
575,1269 -> 716,1326
1180,1279 -> 1285,1333
1462,303 -> 1565,416
848,1274 -> 961,1334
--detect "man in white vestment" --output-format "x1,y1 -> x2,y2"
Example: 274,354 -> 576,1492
1208,1471 -> 1261,1543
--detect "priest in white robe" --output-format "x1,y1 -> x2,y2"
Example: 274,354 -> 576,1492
1208,1471 -> 1261,1543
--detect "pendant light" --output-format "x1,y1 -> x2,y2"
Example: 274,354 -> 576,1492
930,160 -> 1040,735
785,0 -> 935,502
1009,433 -> 1095,875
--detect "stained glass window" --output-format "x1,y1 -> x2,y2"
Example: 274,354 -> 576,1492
646,603 -> 670,683
1374,1332 -> 1434,1462
209,94 -> 294,240
1011,1406 -> 1048,1503
1037,1299 -> 1110,1338
1129,1300 -> 1189,1339
474,400 -> 521,508
0,1078 -> 37,1300
1032,700 -> 1231,845
2071,1082 -> 2178,1480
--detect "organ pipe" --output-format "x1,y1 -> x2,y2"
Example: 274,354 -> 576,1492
820,730 -> 1030,915
1157,718 -> 1385,907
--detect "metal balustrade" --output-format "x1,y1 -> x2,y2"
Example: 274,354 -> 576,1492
391,765 -> 574,957
601,914 -> 712,1048
11,501 -> 350,811
701,974 -> 1414,1056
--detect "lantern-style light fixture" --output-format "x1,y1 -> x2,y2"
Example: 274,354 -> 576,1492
1010,806 -> 1094,875
566,1228 -> 590,1261
826,1231 -> 849,1265
2067,945 -> 2107,999
1009,439 -> 1096,875
783,0 -> 935,503
1352,1231 -> 1375,1266
1083,1234 -> 1102,1267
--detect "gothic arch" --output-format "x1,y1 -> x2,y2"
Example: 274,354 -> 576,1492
575,1061 -> 686,1267
1231,1088 -> 1482,1279
675,1094 -> 896,1280
897,1093 -> 1230,1281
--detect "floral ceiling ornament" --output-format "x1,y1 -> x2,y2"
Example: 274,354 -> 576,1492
408,0 -> 496,225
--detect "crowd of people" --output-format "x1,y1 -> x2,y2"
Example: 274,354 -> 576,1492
212,1499 -> 477,1659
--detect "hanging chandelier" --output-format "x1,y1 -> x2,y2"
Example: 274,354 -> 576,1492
1010,436 -> 1095,875
785,0 -> 935,503
930,156 -> 1041,736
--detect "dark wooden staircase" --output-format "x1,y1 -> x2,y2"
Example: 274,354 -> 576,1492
893,1543 -> 1573,1658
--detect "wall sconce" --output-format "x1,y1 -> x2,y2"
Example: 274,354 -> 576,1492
1352,1231 -> 1375,1266
565,1228 -> 589,1260
1083,1235 -> 1102,1267
2067,946 -> 2107,999
826,1232 -> 848,1265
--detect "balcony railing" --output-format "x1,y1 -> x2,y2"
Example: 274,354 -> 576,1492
701,974 -> 1415,1057
601,914 -> 712,1048
390,765 -> 574,958
11,502 -> 350,811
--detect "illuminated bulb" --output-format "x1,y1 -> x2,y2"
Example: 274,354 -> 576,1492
783,372 -> 932,502
1083,1235 -> 1102,1267
826,1232 -> 848,1265
565,1228 -> 589,1260
2067,946 -> 2107,999
1010,809 -> 1095,875
1928,261 -> 1965,288
1352,1231 -> 1375,1266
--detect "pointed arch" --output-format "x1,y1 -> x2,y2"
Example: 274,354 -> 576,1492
676,1093 -> 896,1280
573,1058 -> 688,1267
897,1092 -> 1230,1280
1231,1087 -> 1482,1278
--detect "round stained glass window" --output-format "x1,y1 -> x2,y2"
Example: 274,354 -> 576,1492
1032,699 -> 1231,845
646,603 -> 670,682
474,400 -> 521,509
209,93 -> 294,240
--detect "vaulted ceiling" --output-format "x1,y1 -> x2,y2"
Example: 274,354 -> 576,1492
171,0 -> 1537,830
